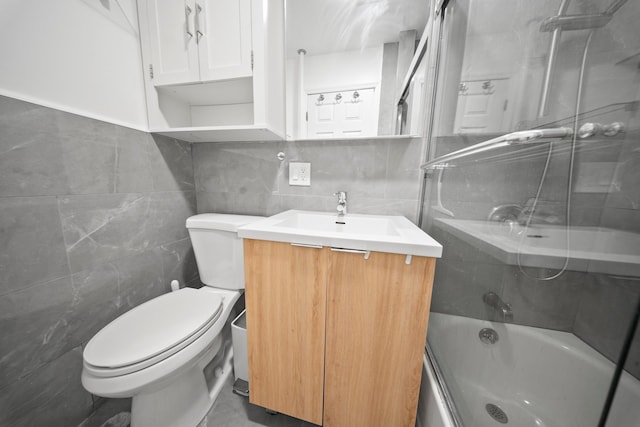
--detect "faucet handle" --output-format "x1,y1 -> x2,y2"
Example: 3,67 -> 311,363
334,191 -> 347,202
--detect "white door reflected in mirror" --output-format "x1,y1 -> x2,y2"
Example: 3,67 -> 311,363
306,88 -> 377,139
454,79 -> 510,134
285,0 -> 430,140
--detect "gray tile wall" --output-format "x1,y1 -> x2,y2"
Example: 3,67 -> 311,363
0,96 -> 199,427
573,128 -> 640,378
193,136 -> 424,222
573,274 -> 640,378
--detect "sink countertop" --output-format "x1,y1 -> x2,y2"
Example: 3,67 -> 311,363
237,210 -> 442,258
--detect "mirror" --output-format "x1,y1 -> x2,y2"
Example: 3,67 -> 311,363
284,0 -> 429,140
435,0 -> 632,136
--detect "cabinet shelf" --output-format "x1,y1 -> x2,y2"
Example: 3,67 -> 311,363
155,77 -> 253,105
151,124 -> 285,143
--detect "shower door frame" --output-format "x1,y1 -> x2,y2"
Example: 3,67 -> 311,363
416,0 -> 448,227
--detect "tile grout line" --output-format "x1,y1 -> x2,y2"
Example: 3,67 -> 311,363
55,195 -> 74,285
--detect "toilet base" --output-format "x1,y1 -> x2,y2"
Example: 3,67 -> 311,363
130,341 -> 234,427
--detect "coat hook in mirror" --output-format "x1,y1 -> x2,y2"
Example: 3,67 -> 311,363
482,80 -> 495,94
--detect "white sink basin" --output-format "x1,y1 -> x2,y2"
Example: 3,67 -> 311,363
276,212 -> 400,236
237,210 -> 442,258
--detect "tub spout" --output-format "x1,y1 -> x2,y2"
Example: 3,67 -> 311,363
483,292 -> 514,322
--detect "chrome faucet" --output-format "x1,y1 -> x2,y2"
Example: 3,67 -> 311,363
483,292 -> 513,322
487,204 -> 523,223
334,191 -> 347,218
488,200 -> 563,226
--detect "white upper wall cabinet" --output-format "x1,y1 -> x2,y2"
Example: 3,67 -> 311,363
198,0 -> 253,82
138,0 -> 286,142
144,0 -> 252,86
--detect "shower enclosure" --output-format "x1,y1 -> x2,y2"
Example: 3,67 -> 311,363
418,0 -> 640,425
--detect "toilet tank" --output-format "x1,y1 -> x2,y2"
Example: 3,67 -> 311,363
186,214 -> 265,289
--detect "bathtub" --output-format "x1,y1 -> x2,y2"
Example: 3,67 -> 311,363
416,313 -> 640,427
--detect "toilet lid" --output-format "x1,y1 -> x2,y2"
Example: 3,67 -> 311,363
84,288 -> 223,369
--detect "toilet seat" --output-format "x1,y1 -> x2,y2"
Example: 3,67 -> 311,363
83,288 -> 223,378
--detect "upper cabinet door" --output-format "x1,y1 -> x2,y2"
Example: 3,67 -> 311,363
144,0 -> 200,86
196,0 -> 253,82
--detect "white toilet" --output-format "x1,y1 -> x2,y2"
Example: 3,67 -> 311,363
81,213 -> 264,427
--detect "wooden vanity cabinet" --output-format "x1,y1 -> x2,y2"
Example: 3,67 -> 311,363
243,239 -> 436,426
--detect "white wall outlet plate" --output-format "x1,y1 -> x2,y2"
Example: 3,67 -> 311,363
289,162 -> 311,186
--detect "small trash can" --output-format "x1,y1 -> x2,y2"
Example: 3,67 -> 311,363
231,309 -> 249,396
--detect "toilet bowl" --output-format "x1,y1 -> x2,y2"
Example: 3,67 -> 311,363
81,214 -> 264,427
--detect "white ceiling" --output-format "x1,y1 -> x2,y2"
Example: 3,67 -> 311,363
285,0 -> 430,58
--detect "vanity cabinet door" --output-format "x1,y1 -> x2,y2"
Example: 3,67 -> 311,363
243,240 -> 327,425
323,251 -> 436,427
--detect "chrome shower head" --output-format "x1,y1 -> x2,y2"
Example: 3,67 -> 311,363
540,0 -> 630,32
540,13 -> 611,32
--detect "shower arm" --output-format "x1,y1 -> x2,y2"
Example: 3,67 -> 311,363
420,127 -> 572,170
604,0 -> 630,16
538,0 -> 570,119
537,0 -> 631,118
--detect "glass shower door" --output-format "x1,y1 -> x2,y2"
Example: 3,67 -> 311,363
420,0 -> 640,425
